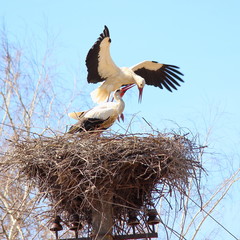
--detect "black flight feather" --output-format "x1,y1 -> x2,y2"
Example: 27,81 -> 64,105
134,64 -> 184,92
86,26 -> 111,84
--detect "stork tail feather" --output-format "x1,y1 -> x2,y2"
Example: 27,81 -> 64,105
90,87 -> 110,103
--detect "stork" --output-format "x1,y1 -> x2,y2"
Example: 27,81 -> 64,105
68,85 -> 133,134
86,25 -> 184,103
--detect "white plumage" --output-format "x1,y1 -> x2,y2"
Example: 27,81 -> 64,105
68,85 -> 132,133
86,26 -> 184,103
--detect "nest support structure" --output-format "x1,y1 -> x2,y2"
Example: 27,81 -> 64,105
5,131 -> 204,235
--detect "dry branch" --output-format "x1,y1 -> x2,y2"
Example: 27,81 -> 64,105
3,131 -> 204,229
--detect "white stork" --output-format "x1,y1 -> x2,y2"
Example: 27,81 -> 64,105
68,85 -> 133,133
86,25 -> 184,103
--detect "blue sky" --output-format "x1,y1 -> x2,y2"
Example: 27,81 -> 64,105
1,1 -> 240,239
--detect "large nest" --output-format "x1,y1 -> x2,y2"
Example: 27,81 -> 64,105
5,131 -> 203,226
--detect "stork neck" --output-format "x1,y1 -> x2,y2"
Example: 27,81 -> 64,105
114,96 -> 125,114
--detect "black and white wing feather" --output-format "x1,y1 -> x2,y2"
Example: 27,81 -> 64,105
68,118 -> 106,133
86,25 -> 120,84
131,61 -> 184,92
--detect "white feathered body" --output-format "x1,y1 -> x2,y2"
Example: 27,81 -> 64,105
86,26 -> 184,103
91,67 -> 144,103
68,90 -> 125,133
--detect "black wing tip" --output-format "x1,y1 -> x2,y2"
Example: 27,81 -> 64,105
165,64 -> 180,69
165,64 -> 184,77
86,26 -> 111,83
161,64 -> 185,89
68,125 -> 83,134
103,25 -> 110,37
95,26 -> 110,42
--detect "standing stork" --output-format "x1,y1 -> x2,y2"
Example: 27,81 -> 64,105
68,85 -> 133,134
86,25 -> 184,103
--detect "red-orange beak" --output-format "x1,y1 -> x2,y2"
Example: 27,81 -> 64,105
138,87 -> 143,103
120,84 -> 134,97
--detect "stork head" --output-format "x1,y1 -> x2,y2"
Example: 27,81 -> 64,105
113,84 -> 134,101
134,75 -> 145,103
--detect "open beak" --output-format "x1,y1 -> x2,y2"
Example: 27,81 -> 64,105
120,84 -> 134,97
138,87 -> 143,103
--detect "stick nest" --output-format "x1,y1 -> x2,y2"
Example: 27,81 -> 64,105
5,131 -> 203,225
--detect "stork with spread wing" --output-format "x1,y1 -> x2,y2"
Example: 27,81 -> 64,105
86,25 -> 184,103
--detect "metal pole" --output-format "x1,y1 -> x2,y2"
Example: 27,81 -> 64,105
92,192 -> 113,240
75,230 -> 78,239
55,231 -> 59,240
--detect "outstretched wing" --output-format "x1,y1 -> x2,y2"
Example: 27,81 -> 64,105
131,61 -> 184,92
86,25 -> 120,83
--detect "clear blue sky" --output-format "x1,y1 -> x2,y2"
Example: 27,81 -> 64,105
1,1 -> 240,239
